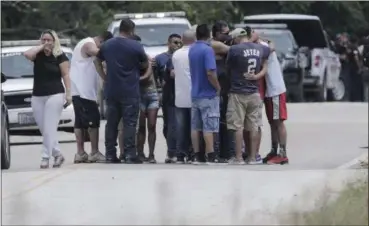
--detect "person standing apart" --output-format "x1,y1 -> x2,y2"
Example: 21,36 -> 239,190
169,29 -> 196,163
94,18 -> 149,164
70,31 -> 113,163
189,24 -> 221,165
24,30 -> 71,169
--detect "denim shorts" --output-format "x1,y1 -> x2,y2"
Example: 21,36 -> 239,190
191,96 -> 220,133
140,92 -> 159,111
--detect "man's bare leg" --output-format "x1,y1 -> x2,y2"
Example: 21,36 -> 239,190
235,129 -> 244,161
271,122 -> 279,153
87,127 -> 106,163
75,129 -> 85,154
255,127 -> 262,156
74,128 -> 88,163
191,130 -> 201,164
247,129 -> 259,163
203,132 -> 214,154
277,120 -> 288,158
88,128 -> 99,154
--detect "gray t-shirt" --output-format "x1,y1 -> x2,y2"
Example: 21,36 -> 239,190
226,42 -> 270,94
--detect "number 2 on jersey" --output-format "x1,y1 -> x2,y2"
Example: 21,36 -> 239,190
247,58 -> 257,74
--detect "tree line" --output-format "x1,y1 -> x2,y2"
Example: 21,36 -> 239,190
2,1 -> 369,41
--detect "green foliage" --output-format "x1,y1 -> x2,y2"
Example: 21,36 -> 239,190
1,1 -> 368,40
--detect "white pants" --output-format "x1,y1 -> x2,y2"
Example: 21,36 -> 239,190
31,93 -> 64,159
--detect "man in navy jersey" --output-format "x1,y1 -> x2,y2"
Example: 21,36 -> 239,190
226,28 -> 270,165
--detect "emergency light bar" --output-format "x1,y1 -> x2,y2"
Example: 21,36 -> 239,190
2,39 -> 71,47
114,11 -> 186,20
234,23 -> 287,29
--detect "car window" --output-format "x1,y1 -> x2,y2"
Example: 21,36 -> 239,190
1,52 -> 72,79
113,24 -> 189,47
257,30 -> 296,54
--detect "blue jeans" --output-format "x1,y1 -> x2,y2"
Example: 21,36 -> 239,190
105,97 -> 139,159
166,106 -> 177,157
191,96 -> 220,133
175,107 -> 191,157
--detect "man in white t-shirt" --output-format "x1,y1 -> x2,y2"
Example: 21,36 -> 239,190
167,29 -> 196,163
70,31 -> 113,164
257,36 -> 289,165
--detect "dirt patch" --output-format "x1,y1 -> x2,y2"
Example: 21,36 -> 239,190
282,164 -> 368,225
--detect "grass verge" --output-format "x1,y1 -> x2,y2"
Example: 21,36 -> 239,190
284,162 -> 368,225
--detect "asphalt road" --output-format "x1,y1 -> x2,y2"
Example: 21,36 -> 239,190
2,102 -> 368,225
5,102 -> 368,172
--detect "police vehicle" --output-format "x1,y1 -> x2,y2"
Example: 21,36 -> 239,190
108,11 -> 191,58
1,39 -> 75,135
243,14 -> 345,102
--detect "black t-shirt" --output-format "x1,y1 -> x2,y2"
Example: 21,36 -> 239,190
32,52 -> 69,96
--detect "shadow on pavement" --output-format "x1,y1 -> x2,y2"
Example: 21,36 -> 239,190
10,140 -> 76,146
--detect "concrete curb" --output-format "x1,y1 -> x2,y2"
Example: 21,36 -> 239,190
336,151 -> 368,169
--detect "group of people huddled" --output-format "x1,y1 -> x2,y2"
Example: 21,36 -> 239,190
25,19 -> 289,169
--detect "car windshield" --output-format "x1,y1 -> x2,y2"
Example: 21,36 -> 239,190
257,30 -> 296,54
113,24 -> 189,47
1,52 -> 72,78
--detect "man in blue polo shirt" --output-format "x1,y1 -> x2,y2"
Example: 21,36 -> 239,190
189,24 -> 221,165
94,18 -> 149,164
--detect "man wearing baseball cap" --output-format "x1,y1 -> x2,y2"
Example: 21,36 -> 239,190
225,27 -> 270,164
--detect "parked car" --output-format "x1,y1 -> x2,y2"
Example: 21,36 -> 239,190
1,72 -> 11,170
1,39 -> 75,135
234,23 -> 308,102
243,14 -> 345,102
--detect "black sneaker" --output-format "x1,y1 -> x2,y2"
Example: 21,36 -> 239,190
187,152 -> 194,164
216,156 -> 228,164
191,152 -> 202,165
176,156 -> 186,164
206,152 -> 216,165
105,155 -> 121,164
125,157 -> 143,164
147,154 -> 157,164
242,152 -> 248,161
165,156 -> 177,164
138,153 -> 148,162
119,153 -> 126,163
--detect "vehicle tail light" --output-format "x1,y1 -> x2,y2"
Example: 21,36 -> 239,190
314,55 -> 321,67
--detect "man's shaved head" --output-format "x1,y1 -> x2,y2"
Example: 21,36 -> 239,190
182,29 -> 196,45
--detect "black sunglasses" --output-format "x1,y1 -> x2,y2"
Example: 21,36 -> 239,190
172,41 -> 182,45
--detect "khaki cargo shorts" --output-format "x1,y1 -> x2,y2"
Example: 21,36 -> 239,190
226,93 -> 263,131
